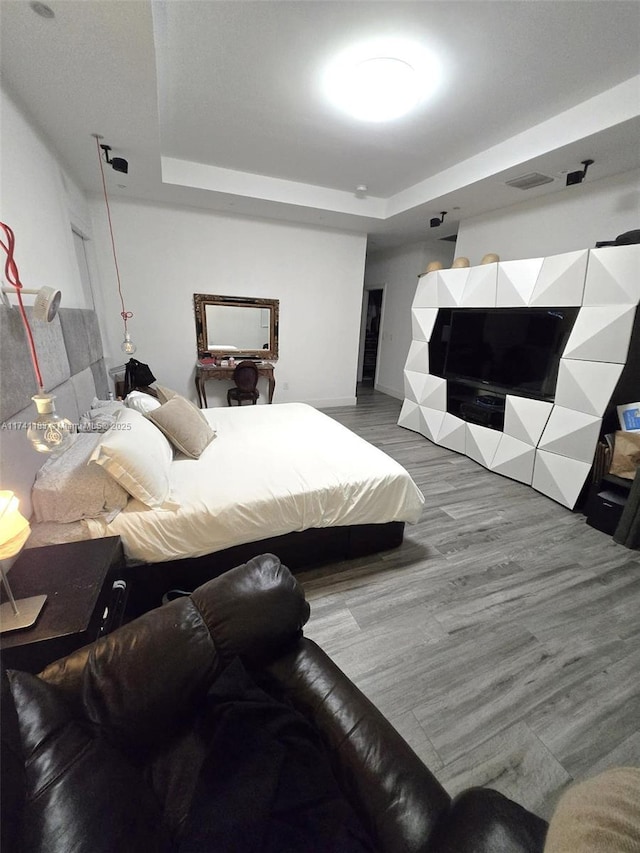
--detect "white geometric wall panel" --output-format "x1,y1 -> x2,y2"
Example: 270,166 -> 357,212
436,413 -> 467,454
537,406 -> 602,464
583,245 -> 640,306
466,423 -> 503,469
418,406 -> 446,442
437,268 -> 469,307
419,375 -> 447,410
404,370 -> 427,404
400,247 -> 639,510
491,434 -> 536,485
398,399 -> 421,432
413,271 -> 439,308
411,307 -> 439,342
532,450 -> 593,509
496,258 -> 545,306
555,359 -> 624,417
563,305 -> 636,363
460,263 -> 498,307
405,340 -> 430,373
529,250 -> 588,307
503,396 -> 553,446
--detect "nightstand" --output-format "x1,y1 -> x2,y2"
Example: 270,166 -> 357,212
0,537 -> 126,673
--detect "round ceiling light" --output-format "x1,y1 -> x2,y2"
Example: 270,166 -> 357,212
323,39 -> 441,122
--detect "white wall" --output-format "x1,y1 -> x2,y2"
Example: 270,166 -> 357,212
364,239 -> 455,399
0,86 -> 93,310
456,169 -> 640,263
88,197 -> 367,407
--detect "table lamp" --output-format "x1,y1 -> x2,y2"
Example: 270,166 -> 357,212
0,491 -> 47,634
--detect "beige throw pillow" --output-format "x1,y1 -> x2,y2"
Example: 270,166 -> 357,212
544,767 -> 640,853
146,396 -> 216,459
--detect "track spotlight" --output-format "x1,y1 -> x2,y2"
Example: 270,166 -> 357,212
566,159 -> 593,187
430,211 -> 447,228
100,144 -> 129,175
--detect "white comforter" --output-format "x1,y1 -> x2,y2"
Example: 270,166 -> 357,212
85,403 -> 424,563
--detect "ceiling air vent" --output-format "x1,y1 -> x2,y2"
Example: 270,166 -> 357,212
505,172 -> 555,190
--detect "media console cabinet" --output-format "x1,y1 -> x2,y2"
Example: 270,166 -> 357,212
399,245 -> 640,509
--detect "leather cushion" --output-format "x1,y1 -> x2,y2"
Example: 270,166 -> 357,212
7,669 -> 172,853
177,658 -> 375,852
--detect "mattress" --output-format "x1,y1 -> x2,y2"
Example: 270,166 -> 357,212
84,403 -> 425,564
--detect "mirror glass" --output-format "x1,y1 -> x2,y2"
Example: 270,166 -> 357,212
194,294 -> 279,361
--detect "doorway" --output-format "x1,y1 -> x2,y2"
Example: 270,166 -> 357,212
361,288 -> 383,387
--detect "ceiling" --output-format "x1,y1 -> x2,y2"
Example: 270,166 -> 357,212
2,0 -> 639,250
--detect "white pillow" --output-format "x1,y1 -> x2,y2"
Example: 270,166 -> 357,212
125,390 -> 162,415
90,408 -> 178,509
32,433 -> 129,523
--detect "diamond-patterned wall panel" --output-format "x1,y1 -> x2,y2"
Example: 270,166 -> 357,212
419,375 -> 447,410
532,449 -> 592,509
437,268 -> 469,307
555,359 -> 624,417
537,405 -> 601,464
529,250 -> 588,307
398,399 -> 421,432
404,370 -> 427,403
465,423 -> 502,469
490,434 -> 536,484
496,258 -> 544,306
404,340 -> 430,373
418,406 -> 446,442
411,307 -> 439,342
412,271 -> 440,308
583,245 -> 640,306
563,305 -> 636,363
503,396 -> 553,446
436,413 -> 466,454
460,263 -> 498,307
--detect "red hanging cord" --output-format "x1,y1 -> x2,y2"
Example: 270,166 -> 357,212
0,222 -> 45,390
95,137 -> 133,332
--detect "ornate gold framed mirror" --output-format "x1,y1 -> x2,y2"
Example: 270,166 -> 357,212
194,294 -> 279,361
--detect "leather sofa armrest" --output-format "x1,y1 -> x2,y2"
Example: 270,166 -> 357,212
191,553 -> 310,667
39,554 -> 309,750
429,788 -> 548,853
263,637 -> 450,853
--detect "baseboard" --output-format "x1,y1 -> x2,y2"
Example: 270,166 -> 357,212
374,382 -> 403,400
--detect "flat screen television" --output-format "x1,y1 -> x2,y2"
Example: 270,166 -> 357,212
442,307 -> 579,401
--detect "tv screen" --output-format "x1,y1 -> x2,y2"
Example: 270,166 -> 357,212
443,307 -> 579,400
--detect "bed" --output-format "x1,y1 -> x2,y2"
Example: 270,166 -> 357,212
2,304 -> 424,611
82,401 -> 424,563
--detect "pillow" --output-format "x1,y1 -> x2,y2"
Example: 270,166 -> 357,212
154,385 -> 180,404
146,396 -> 216,459
125,390 -> 162,415
6,670 -> 172,853
90,408 -> 178,509
80,399 -> 126,433
32,433 -> 129,523
544,768 -> 640,852
91,397 -> 125,412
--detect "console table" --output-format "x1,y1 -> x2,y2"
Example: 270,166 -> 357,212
195,362 -> 276,407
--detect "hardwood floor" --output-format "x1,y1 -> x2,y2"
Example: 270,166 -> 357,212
300,388 -> 640,821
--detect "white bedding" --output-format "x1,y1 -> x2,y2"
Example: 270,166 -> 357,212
84,403 -> 424,563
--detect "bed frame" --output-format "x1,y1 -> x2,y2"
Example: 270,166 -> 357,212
1,304 -> 407,616
125,521 -> 404,615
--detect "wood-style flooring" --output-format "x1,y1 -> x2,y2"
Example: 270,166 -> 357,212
299,388 -> 640,821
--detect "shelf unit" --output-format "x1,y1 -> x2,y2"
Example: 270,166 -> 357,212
399,246 -> 640,508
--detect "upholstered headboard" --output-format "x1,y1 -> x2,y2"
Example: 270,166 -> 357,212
0,304 -> 109,517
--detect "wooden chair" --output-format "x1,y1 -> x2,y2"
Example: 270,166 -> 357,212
227,360 -> 260,406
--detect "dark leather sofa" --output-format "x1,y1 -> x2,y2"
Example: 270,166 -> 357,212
2,554 -> 548,853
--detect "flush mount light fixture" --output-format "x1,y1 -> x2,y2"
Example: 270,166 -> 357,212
323,38 -> 441,122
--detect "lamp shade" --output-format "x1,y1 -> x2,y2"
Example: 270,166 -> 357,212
0,491 -> 31,559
